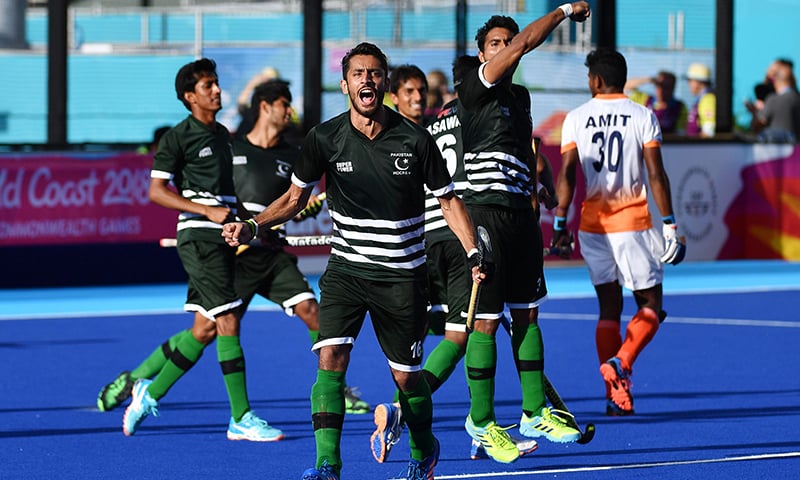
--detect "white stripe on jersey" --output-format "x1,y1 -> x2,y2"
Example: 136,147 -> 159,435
463,151 -> 533,196
329,210 -> 426,270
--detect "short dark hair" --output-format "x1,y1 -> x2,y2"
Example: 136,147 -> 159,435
390,65 -> 427,94
250,79 -> 292,112
475,15 -> 519,52
585,49 -> 628,89
776,58 -> 794,70
452,55 -> 481,87
174,58 -> 217,111
341,42 -> 389,80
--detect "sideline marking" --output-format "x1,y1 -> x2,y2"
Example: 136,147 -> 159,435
395,451 -> 800,479
539,312 -> 800,328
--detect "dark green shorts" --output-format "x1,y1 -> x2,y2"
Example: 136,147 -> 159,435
317,268 -> 428,370
177,240 -> 242,320
426,239 -> 471,331
235,247 -> 315,316
468,205 -> 548,319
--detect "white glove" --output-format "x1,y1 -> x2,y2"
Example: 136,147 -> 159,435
661,223 -> 686,265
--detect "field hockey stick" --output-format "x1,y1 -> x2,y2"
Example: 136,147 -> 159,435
466,225 -> 492,332
543,374 -> 596,444
159,234 -> 332,249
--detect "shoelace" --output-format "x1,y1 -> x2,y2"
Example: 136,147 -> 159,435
484,424 -> 516,450
543,408 -> 574,426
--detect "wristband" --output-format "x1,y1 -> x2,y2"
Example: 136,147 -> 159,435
466,248 -> 479,259
245,218 -> 259,238
558,3 -> 574,18
553,216 -> 567,231
662,215 -> 676,225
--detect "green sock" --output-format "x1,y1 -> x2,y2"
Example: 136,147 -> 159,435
148,332 -> 204,401
399,376 -> 435,461
512,322 -> 546,415
310,369 -> 345,472
131,329 -> 190,380
465,330 -> 496,426
421,339 -> 463,394
217,335 -> 250,421
309,329 -> 319,345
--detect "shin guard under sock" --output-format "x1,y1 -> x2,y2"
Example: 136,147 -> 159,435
617,308 -> 660,371
217,335 -> 249,421
147,332 -> 204,400
465,330 -> 497,426
311,369 -> 345,471
399,376 -> 434,461
131,329 -> 191,380
512,322 -> 546,415
421,339 -> 463,394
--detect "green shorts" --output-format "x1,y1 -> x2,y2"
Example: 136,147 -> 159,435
177,240 -> 242,321
426,239 -> 471,332
316,268 -> 428,371
235,247 -> 316,316
468,205 -> 548,319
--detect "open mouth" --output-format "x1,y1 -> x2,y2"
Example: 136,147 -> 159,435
358,88 -> 377,106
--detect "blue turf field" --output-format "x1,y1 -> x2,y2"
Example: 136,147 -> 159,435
1,260 -> 799,479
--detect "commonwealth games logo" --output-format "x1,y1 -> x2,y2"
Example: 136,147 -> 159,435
677,166 -> 717,242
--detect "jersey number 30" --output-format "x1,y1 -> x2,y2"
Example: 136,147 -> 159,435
591,130 -> 623,173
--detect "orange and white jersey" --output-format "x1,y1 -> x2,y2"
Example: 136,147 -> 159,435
561,93 -> 662,233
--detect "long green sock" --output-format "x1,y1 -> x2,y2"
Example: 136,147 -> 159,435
217,335 -> 250,421
399,376 -> 435,461
421,339 -> 463,394
465,330 -> 497,426
131,329 -> 191,380
147,332 -> 204,401
309,329 -> 319,345
512,322 -> 546,415
310,369 -> 345,473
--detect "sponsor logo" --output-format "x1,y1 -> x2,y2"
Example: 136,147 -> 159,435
335,161 -> 353,173
677,166 -> 717,242
276,159 -> 292,178
198,146 -> 213,158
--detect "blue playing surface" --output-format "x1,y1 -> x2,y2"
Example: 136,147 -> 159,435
1,260 -> 799,479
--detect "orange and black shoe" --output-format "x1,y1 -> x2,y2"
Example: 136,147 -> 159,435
600,357 -> 634,416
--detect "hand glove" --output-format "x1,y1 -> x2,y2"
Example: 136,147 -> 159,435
661,223 -> 686,265
466,249 -> 494,283
550,228 -> 573,259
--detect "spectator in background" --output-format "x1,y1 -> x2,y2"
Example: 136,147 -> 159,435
747,60 -> 800,143
390,64 -> 430,126
684,63 -> 716,138
625,71 -> 687,135
425,68 -> 456,117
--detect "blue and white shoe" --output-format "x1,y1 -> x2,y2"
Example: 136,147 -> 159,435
301,460 -> 339,480
406,438 -> 439,480
470,435 -> 538,460
370,402 -> 403,462
122,379 -> 158,436
227,411 -> 285,442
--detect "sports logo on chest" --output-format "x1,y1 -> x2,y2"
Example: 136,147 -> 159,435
335,160 -> 354,173
390,152 -> 413,176
198,146 -> 213,158
275,159 -> 292,178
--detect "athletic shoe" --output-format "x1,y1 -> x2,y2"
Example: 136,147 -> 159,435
301,460 -> 339,480
406,437 -> 439,480
518,407 -> 580,443
122,379 -> 158,436
97,371 -> 134,412
227,411 -> 285,442
600,356 -> 634,415
470,435 -> 538,460
344,386 -> 371,414
370,402 -> 403,463
464,416 -> 519,464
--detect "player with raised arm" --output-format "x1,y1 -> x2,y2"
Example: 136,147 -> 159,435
222,42 -> 486,480
553,48 -> 685,416
453,3 -> 590,464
